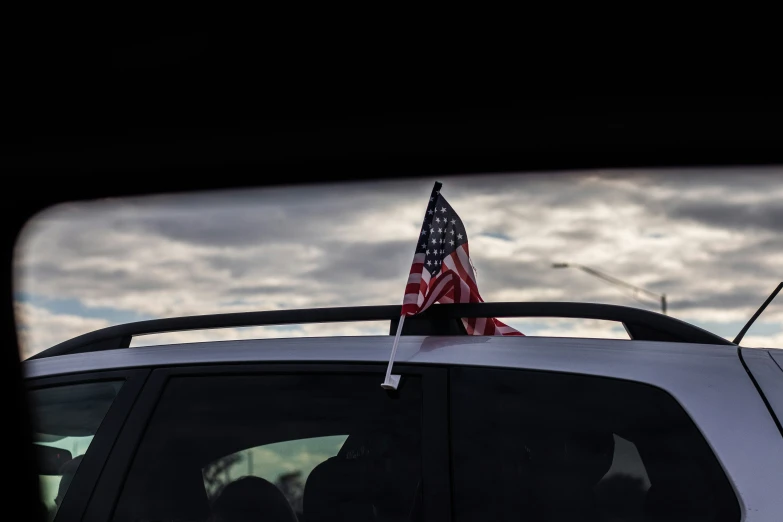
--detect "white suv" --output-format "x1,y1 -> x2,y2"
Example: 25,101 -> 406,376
23,302 -> 783,522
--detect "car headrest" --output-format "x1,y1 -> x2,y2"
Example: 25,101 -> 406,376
303,455 -> 373,522
55,455 -> 83,505
211,476 -> 297,522
521,430 -> 615,521
304,429 -> 421,521
528,430 -> 615,485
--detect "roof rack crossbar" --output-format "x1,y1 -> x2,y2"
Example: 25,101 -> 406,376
27,301 -> 734,360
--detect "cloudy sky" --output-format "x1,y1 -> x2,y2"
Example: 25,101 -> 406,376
13,168 -> 783,359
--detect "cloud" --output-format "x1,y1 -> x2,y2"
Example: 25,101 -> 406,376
15,302 -> 111,359
670,200 -> 783,232
13,168 -> 783,358
742,329 -> 783,349
304,240 -> 414,283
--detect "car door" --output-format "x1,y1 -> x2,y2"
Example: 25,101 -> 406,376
447,344 -> 783,522
82,363 -> 450,522
26,369 -> 150,522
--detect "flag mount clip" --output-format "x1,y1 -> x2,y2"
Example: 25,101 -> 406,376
381,315 -> 406,390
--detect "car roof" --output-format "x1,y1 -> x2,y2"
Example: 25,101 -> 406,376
23,334 -> 740,380
23,301 -> 748,385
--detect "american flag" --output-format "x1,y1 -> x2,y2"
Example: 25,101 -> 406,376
400,182 -> 523,336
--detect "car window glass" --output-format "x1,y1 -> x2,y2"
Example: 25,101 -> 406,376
112,372 -> 423,522
450,367 -> 740,522
202,435 -> 349,516
29,380 -> 124,520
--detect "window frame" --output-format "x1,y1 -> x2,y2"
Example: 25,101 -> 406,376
83,362 -> 451,522
26,369 -> 150,522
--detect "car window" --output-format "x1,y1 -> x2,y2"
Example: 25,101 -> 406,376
201,435 -> 349,516
112,372 -> 423,522
29,380 -> 124,521
449,367 -> 740,522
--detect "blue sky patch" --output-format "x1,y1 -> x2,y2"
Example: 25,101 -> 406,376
479,231 -> 512,241
15,292 -> 152,324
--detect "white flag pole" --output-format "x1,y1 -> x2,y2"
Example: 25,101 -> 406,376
381,315 -> 405,390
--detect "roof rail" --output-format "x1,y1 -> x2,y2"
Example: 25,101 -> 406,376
26,301 -> 734,360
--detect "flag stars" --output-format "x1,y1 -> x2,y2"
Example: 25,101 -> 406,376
405,187 -> 522,335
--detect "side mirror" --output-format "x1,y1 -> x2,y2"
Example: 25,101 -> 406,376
35,444 -> 73,475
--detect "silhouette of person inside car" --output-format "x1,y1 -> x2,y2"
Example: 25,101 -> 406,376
208,476 -> 298,522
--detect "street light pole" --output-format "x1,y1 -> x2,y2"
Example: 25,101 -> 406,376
552,263 -> 668,315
